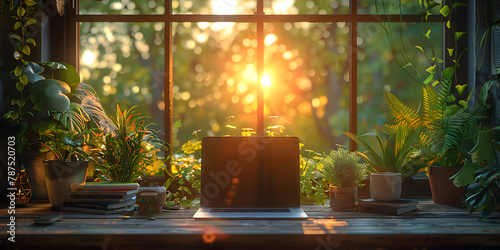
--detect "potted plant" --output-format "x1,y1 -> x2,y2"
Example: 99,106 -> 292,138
39,127 -> 93,207
383,68 -> 492,205
320,146 -> 368,211
90,105 -> 165,183
344,120 -> 427,200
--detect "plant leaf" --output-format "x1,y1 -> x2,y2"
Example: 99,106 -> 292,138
455,32 -> 467,40
15,66 -> 23,76
17,6 -> 25,17
415,46 -> 424,52
10,34 -> 21,41
458,100 -> 467,107
423,74 -> 434,85
425,29 -> 431,38
23,62 -> 45,83
29,79 -> 71,112
447,48 -> 454,57
402,62 -> 412,69
439,5 -> 451,17
19,74 -> 28,85
22,45 -> 31,56
451,161 -> 482,187
480,78 -> 496,109
26,18 -> 36,26
16,82 -> 24,91
25,0 -> 37,6
426,65 -> 436,74
455,84 -> 468,95
26,38 -> 36,46
14,21 -> 22,30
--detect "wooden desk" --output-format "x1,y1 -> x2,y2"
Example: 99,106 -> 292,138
1,200 -> 499,249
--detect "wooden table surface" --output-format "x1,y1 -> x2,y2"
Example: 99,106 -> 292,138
1,200 -> 499,249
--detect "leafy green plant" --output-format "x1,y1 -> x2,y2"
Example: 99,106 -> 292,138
465,138 -> 500,220
300,149 -> 328,205
39,128 -> 91,162
320,146 -> 368,187
1,0 -> 110,156
90,105 -> 165,182
164,155 -> 201,209
162,129 -> 202,209
344,120 -> 427,178
377,1 -> 495,169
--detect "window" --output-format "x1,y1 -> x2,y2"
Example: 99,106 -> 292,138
73,0 -> 446,167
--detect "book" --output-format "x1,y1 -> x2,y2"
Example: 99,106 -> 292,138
60,205 -> 135,215
71,192 -> 137,200
71,182 -> 140,191
357,198 -> 419,208
63,196 -> 136,203
63,198 -> 137,210
71,189 -> 138,198
356,204 -> 418,215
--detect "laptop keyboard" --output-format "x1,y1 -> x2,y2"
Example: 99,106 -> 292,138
210,208 -> 291,213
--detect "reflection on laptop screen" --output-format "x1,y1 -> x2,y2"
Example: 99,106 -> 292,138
200,136 -> 300,208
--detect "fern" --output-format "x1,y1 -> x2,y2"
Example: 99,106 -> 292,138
384,91 -> 421,128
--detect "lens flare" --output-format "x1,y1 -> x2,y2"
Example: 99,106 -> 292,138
261,73 -> 271,88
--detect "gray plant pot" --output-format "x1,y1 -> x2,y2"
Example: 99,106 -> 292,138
43,160 -> 89,207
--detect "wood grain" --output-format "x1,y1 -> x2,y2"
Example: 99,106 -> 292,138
1,200 -> 499,249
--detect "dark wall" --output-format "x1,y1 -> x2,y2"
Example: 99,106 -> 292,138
476,1 -> 500,126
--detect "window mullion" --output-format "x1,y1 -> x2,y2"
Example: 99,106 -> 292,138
349,0 -> 358,152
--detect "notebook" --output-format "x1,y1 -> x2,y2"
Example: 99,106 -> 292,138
193,136 -> 307,219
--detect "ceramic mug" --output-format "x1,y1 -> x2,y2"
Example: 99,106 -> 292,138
370,172 -> 401,201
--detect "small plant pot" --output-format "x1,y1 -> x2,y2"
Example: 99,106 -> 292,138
370,172 -> 401,201
44,160 -> 89,207
428,166 -> 465,205
329,185 -> 357,211
137,186 -> 167,214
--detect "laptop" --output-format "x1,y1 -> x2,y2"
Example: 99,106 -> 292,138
193,136 -> 308,219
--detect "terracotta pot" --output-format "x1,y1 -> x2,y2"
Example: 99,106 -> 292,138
329,185 -> 357,211
44,160 -> 89,207
428,166 -> 465,205
370,172 -> 401,201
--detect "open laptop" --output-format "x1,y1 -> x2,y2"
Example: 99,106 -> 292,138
193,136 -> 308,219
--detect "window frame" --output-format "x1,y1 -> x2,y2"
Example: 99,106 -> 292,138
68,0 -> 449,157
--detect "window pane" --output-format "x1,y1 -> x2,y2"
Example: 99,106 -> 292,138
264,0 -> 349,14
357,22 -> 443,132
79,0 -> 165,14
173,0 -> 256,14
79,22 -> 165,132
264,22 -> 349,153
358,0 -> 443,15
173,22 -> 257,147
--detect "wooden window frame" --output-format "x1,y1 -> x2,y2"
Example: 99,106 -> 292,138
67,1 -> 448,183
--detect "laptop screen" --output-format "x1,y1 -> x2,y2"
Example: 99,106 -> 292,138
200,136 -> 300,208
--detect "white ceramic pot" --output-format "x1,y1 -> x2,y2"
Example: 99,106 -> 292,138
370,172 -> 401,201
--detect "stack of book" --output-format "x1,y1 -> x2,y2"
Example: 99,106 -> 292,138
356,198 -> 418,215
60,182 -> 140,215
